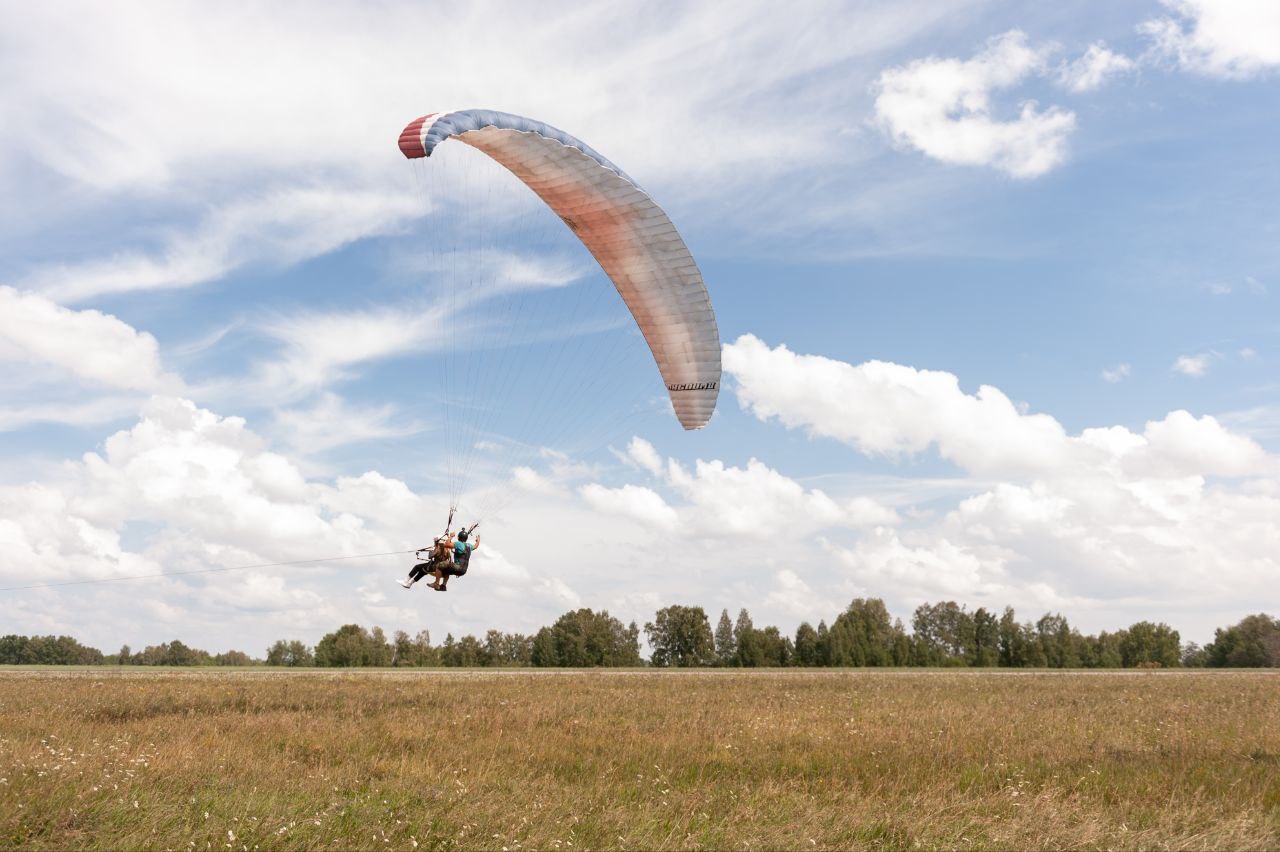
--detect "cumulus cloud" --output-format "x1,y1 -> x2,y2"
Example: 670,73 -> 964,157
580,483 -> 679,531
723,334 -> 1280,626
0,286 -> 180,392
587,435 -> 899,538
1141,0 -> 1280,79
0,396 -> 584,650
624,437 -> 665,477
764,569 -> 829,618
874,30 -> 1077,178
1058,42 -> 1136,92
724,333 -> 1069,476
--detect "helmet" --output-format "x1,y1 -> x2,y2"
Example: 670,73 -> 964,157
457,529 -> 469,542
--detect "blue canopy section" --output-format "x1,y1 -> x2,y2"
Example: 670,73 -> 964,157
422,109 -> 637,186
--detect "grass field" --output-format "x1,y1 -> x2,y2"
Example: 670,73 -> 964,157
1,669 -> 1277,850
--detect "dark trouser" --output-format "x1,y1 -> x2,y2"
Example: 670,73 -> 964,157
409,562 -> 433,582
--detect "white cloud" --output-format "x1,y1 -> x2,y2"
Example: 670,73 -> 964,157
0,396 -> 144,433
0,396 -> 590,651
269,393 -> 424,456
1101,363 -> 1131,383
20,187 -> 419,303
666,457 -> 899,536
0,286 -> 180,392
1173,352 -> 1216,377
764,569 -> 829,619
1219,404 -> 1280,442
1,0 -> 960,282
829,527 -> 988,599
245,303 -> 449,402
724,333 -> 1069,477
723,335 -> 1280,628
580,483 -> 679,531
397,247 -> 591,296
585,441 -> 899,539
874,31 -> 1077,178
1141,0 -> 1280,79
625,436 -> 665,477
511,466 -> 564,496
1058,42 -> 1136,92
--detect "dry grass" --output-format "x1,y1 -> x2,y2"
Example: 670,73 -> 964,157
0,669 -> 1277,850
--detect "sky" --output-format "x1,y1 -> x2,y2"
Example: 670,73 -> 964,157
1,0 -> 1278,654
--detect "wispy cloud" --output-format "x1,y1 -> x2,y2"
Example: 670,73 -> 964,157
243,303 -> 451,403
1101,363 -> 1131,383
20,187 -> 419,303
1172,351 -> 1218,377
269,393 -> 426,456
1058,42 -> 1136,92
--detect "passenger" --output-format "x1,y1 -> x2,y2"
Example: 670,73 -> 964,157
399,537 -> 453,589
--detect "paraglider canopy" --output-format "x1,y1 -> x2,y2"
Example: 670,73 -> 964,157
399,109 -> 720,430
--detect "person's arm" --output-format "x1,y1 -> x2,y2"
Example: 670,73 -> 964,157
472,535 -> 480,551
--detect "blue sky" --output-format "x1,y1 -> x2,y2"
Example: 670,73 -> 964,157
1,0 -> 1277,653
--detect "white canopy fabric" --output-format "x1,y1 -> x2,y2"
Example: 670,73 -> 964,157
400,109 -> 720,429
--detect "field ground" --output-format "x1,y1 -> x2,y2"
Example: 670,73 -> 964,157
0,669 -> 1277,850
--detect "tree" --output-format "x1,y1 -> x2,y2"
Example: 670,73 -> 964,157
714,609 -> 736,666
0,635 -> 103,665
645,605 -> 713,667
484,630 -> 533,666
755,626 -> 792,667
386,630 -> 435,667
829,598 -> 903,667
392,631 -> 417,667
266,639 -> 315,667
998,607 -> 1025,667
441,634 -> 484,667
793,622 -> 819,667
1118,621 -> 1181,668
314,624 -> 390,667
214,650 -> 253,666
542,609 -> 642,667
531,627 -> 558,667
972,608 -> 999,667
734,609 -> 765,667
1204,614 -> 1280,667
1085,631 -> 1123,668
814,620 -> 831,666
1035,613 -> 1081,669
1181,642 -> 1208,667
912,601 -> 975,666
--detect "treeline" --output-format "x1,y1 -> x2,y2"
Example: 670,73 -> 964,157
2,604 -> 1277,669
267,609 -> 644,668
0,635 -> 259,666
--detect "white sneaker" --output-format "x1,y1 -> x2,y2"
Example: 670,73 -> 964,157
398,578 -> 413,589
